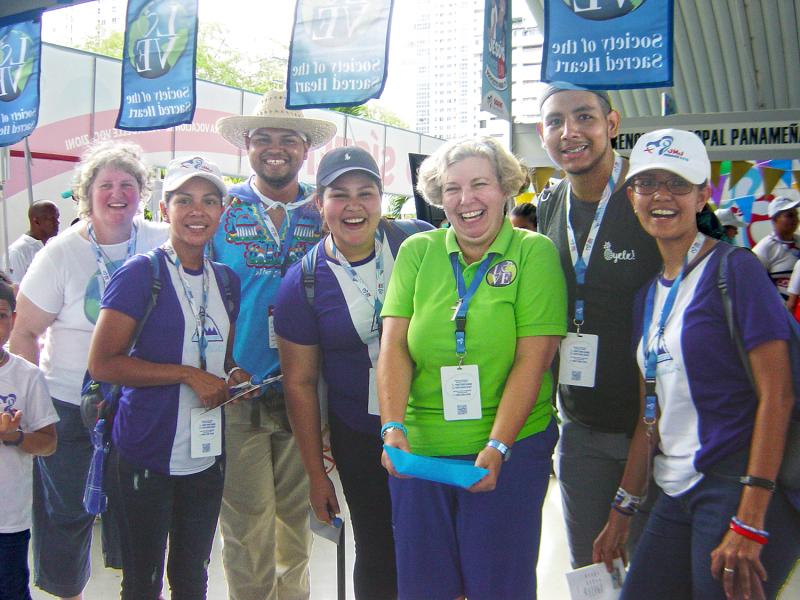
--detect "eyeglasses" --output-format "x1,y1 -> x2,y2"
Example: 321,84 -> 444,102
632,176 -> 695,196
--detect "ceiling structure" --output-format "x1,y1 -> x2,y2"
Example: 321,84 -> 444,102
524,0 -> 800,118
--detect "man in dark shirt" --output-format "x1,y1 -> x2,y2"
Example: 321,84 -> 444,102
536,83 -> 662,568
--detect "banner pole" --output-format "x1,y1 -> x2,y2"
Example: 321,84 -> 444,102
1,147 -> 9,273
24,137 -> 34,207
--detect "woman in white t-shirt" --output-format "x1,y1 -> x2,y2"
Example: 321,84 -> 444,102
9,141 -> 167,600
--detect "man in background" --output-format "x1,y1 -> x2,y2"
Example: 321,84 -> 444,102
7,201 -> 60,285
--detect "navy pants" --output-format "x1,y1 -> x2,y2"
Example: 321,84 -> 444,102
0,530 -> 32,600
329,412 -> 397,600
622,451 -> 800,600
108,450 -> 225,600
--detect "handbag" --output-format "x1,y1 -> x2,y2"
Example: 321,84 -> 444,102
717,244 -> 800,499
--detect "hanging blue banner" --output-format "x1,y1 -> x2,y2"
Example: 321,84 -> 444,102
481,0 -> 512,120
0,20 -> 41,148
286,0 -> 394,110
116,0 -> 198,131
542,0 -> 673,90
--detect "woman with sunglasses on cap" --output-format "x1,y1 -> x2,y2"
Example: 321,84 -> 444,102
275,146 -> 433,600
593,129 -> 800,600
88,157 -> 249,600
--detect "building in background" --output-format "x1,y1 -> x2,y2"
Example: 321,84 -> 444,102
413,0 -> 543,144
42,0 -> 126,45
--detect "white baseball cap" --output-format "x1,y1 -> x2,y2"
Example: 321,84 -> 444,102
767,189 -> 800,218
715,207 -> 745,228
163,156 -> 227,199
626,128 -> 710,186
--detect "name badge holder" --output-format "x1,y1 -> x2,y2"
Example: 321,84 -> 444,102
441,252 -> 496,421
558,155 -> 623,388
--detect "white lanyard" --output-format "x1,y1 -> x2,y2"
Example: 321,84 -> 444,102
163,244 -> 209,371
330,229 -> 386,327
87,222 -> 138,288
249,177 -> 314,252
564,154 -> 623,328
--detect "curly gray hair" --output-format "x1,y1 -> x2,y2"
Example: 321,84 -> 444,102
72,141 -> 152,219
416,137 -> 526,207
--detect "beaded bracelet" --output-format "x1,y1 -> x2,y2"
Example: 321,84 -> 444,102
613,487 -> 643,513
610,503 -> 635,517
729,516 -> 769,545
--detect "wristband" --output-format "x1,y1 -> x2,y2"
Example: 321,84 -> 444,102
613,487 -> 643,512
486,439 -> 511,462
2,429 -> 24,447
610,503 -> 635,517
226,366 -> 243,379
739,475 -> 776,492
729,516 -> 769,545
380,421 -> 408,440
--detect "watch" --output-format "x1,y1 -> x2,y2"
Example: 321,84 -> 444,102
2,429 -> 24,447
486,439 -> 511,462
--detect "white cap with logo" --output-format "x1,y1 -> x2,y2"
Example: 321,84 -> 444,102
163,156 -> 227,199
625,128 -> 710,186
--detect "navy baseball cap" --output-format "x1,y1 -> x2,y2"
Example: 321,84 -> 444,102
316,146 -> 382,188
539,81 -> 612,113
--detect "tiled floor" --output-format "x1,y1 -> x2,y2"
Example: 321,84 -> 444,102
30,474 -> 799,599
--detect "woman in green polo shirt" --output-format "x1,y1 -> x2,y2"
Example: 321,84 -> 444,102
377,136 -> 567,599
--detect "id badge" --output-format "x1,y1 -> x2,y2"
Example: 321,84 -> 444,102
268,305 -> 277,349
558,333 -> 598,388
190,407 -> 222,458
368,367 -> 379,416
440,364 -> 482,421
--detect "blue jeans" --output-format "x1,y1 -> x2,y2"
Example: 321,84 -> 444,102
108,450 -> 225,600
32,399 -> 122,597
622,451 -> 800,600
390,420 -> 558,600
0,530 -> 32,600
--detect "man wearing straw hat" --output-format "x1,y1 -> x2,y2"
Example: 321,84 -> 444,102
214,90 -> 336,600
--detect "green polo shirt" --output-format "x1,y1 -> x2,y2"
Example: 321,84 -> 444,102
382,219 -> 567,456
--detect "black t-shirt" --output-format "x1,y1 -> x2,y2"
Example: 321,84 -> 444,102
538,180 -> 662,434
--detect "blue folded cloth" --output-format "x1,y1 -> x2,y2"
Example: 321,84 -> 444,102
384,445 -> 488,489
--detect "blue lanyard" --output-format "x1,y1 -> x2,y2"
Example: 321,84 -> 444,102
87,222 -> 138,289
641,233 -> 706,426
449,252 -> 497,362
163,245 -> 210,371
565,154 -> 623,330
330,229 -> 385,332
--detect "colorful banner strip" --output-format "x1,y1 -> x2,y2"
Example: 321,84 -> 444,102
542,0 -> 673,89
286,1 -> 394,109
116,0 -> 198,131
481,0 -> 512,119
0,20 -> 41,147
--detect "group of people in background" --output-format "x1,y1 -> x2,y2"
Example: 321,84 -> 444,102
0,82 -> 798,600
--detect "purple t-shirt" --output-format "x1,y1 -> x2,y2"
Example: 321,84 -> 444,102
274,219 -> 432,435
633,244 -> 789,495
101,249 -> 240,475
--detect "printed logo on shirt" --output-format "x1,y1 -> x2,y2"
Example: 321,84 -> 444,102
84,259 -> 125,324
603,242 -> 636,263
0,392 -> 17,414
486,260 -> 517,287
193,314 -> 225,344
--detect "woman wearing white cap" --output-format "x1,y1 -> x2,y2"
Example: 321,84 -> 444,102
10,141 -> 168,599
593,129 -> 800,599
88,156 -> 249,600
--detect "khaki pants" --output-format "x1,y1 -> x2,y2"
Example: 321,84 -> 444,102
220,393 -> 311,600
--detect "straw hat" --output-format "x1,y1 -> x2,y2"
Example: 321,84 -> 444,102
216,90 -> 337,151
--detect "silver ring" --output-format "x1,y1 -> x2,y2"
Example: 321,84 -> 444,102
724,567 -> 736,574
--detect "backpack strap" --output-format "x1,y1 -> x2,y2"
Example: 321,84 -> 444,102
302,242 -> 321,307
717,244 -> 755,384
389,219 -> 426,237
211,262 -> 235,318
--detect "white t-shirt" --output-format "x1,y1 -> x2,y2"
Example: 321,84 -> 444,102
752,232 -> 800,299
7,234 -> 44,284
0,354 -> 59,533
787,260 -> 800,296
19,217 -> 168,405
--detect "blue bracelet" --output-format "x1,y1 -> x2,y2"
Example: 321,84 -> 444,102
380,421 -> 408,440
